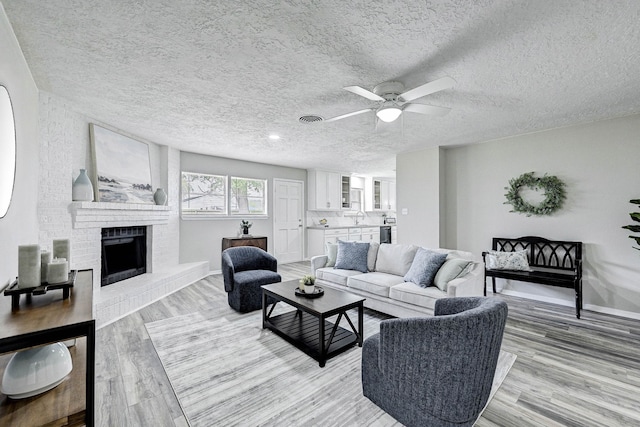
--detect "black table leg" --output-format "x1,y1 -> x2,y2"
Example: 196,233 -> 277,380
319,316 -> 326,368
358,303 -> 363,346
86,321 -> 96,426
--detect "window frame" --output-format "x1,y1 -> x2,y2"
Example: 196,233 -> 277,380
180,171 -> 268,219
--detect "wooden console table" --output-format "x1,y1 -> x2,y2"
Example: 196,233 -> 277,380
222,236 -> 268,252
0,269 -> 95,427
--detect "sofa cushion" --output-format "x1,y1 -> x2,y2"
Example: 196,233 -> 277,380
375,244 -> 418,276
433,258 -> 475,291
388,282 -> 446,310
367,242 -> 380,272
348,272 -> 405,298
316,267 -> 361,286
403,248 -> 448,287
335,240 -> 370,273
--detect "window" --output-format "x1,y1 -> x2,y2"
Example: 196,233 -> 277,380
181,172 -> 268,217
230,176 -> 267,215
181,172 -> 227,215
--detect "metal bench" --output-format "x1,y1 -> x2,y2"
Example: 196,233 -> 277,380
482,236 -> 583,318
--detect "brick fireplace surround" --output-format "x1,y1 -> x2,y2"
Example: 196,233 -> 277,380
37,94 -> 209,328
70,202 -> 208,328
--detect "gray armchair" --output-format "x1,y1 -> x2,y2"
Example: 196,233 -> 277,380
362,297 -> 508,427
221,246 -> 281,313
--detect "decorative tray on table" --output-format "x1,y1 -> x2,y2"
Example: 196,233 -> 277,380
4,270 -> 77,310
295,286 -> 324,299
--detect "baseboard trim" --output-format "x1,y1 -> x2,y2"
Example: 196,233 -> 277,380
490,287 -> 640,320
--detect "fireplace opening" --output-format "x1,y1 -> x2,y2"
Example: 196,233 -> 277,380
101,226 -> 147,286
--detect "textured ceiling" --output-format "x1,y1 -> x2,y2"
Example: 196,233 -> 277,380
3,0 -> 640,177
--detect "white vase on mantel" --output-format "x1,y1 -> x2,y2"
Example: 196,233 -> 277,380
72,169 -> 94,202
153,188 -> 167,206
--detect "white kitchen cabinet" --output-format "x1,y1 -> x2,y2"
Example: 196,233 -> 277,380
365,178 -> 396,212
307,226 -> 381,258
361,227 -> 380,243
307,228 -> 348,257
308,170 -> 341,211
348,227 -> 362,241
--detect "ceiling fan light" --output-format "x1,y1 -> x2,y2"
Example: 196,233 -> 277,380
376,105 -> 402,122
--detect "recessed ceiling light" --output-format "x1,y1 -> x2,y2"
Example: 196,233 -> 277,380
268,134 -> 280,140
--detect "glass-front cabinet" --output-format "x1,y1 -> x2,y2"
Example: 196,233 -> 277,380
341,175 -> 351,209
366,177 -> 396,212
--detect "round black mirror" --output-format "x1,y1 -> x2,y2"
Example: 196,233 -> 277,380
0,85 -> 16,218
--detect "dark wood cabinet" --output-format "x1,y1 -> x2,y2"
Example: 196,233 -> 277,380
222,236 -> 268,252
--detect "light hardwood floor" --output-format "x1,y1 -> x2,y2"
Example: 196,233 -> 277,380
95,262 -> 640,426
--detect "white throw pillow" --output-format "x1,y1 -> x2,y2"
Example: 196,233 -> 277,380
486,250 -> 532,271
367,241 -> 380,272
325,243 -> 338,267
433,258 -> 475,291
375,244 -> 418,276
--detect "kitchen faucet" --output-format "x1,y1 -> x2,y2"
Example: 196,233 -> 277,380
354,210 -> 365,225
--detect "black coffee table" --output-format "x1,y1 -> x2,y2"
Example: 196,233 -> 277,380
262,280 -> 365,367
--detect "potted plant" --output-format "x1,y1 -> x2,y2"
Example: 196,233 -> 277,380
240,220 -> 252,235
622,199 -> 640,251
299,275 -> 315,293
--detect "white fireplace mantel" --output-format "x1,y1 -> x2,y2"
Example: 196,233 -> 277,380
70,201 -> 170,229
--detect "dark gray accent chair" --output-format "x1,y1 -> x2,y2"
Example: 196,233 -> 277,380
362,297 -> 508,427
221,246 -> 281,313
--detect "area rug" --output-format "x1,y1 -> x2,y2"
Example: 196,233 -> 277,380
146,308 -> 516,427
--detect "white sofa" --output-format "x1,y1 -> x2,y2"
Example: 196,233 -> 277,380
310,243 -> 484,318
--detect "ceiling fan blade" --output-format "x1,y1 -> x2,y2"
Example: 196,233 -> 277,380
399,76 -> 456,102
324,108 -> 374,122
343,86 -> 385,101
403,103 -> 451,117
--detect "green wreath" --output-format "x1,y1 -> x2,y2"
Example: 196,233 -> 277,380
504,172 -> 566,217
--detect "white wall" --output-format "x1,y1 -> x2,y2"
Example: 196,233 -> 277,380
396,147 -> 440,247
37,92 -> 180,271
180,152 -> 306,270
444,115 -> 640,315
0,5 -> 39,288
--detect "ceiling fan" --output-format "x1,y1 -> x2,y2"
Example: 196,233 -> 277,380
323,76 -> 455,123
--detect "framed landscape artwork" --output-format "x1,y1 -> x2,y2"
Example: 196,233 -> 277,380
90,124 -> 154,203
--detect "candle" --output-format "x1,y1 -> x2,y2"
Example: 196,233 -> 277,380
47,258 -> 69,284
52,239 -> 70,271
18,244 -> 41,288
41,250 -> 52,283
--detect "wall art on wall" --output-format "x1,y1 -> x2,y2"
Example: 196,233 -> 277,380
90,124 -> 154,203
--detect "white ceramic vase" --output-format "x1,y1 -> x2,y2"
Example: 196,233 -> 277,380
153,188 -> 167,205
72,169 -> 94,201
304,284 -> 315,294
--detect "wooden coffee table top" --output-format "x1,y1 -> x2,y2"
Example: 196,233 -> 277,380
262,279 -> 365,317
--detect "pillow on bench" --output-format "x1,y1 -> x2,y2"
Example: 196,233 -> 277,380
486,250 -> 532,271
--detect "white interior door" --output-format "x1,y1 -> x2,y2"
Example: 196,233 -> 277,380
273,179 -> 304,263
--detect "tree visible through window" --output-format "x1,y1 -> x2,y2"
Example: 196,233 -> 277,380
230,177 -> 267,215
181,172 -> 227,214
181,172 -> 267,217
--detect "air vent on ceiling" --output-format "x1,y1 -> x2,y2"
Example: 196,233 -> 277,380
299,115 -> 324,124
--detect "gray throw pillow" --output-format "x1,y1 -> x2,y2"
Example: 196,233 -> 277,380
403,247 -> 448,287
334,240 -> 370,273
